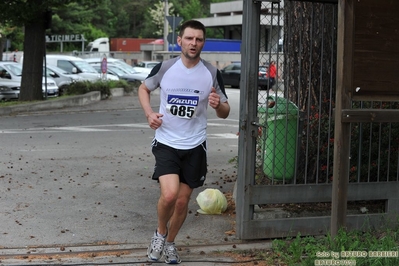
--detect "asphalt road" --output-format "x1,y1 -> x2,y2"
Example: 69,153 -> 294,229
0,89 -> 272,265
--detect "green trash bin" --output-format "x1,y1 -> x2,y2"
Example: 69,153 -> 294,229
258,96 -> 298,181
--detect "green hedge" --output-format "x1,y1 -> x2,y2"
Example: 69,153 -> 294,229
63,79 -> 139,97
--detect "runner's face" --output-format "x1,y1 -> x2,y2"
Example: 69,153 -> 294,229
177,27 -> 205,60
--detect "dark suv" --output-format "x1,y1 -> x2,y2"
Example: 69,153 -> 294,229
220,62 -> 270,90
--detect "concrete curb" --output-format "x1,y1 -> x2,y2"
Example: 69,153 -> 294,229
0,91 -> 101,116
0,241 -> 270,265
0,86 -> 136,116
0,87 -> 162,117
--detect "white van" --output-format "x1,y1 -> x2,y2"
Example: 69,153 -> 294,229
46,55 -> 118,81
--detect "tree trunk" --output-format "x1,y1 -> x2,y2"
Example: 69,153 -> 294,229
19,15 -> 46,101
284,1 -> 338,182
0,37 -> 4,61
284,1 -> 337,111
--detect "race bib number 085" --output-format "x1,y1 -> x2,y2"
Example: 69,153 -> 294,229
166,95 -> 199,119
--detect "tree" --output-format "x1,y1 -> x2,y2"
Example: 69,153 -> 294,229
0,25 -> 10,61
172,0 -> 205,19
140,1 -> 175,38
47,2 -> 109,51
0,0 -> 101,101
170,0 -> 226,38
283,2 -> 337,182
104,0 -> 160,38
1,22 -> 25,61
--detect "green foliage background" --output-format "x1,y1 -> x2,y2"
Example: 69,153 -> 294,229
1,0 -> 228,52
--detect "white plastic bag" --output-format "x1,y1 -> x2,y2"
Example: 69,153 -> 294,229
196,188 -> 228,215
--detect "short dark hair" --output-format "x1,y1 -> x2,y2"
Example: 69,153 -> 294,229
178,20 -> 206,39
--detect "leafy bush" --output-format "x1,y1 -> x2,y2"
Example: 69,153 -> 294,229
64,80 -> 99,96
349,101 -> 399,182
64,79 -> 138,97
297,99 -> 399,183
108,79 -> 140,94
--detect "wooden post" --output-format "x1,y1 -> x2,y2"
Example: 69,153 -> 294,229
331,0 -> 354,237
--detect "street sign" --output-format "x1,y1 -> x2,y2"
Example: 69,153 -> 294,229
45,34 -> 85,43
166,16 -> 183,31
166,16 -> 183,45
101,57 -> 107,74
167,32 -> 177,44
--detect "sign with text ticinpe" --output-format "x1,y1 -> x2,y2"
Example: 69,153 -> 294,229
46,34 -> 85,43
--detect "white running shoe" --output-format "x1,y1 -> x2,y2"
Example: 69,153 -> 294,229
164,242 -> 181,264
147,230 -> 166,261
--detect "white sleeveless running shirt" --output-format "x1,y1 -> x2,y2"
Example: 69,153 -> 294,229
144,57 -> 228,150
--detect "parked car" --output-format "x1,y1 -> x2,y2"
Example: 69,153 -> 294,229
0,80 -> 20,101
91,63 -> 148,82
220,62 -> 270,90
132,66 -> 152,75
133,61 -> 158,74
85,57 -> 139,75
258,65 -> 268,79
44,65 -> 84,95
42,78 -> 59,97
134,61 -> 159,69
45,55 -> 118,81
0,61 -> 59,97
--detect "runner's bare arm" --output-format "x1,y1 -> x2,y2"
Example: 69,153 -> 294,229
138,83 -> 163,129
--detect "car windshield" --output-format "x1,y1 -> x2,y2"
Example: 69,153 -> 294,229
7,64 -> 22,76
85,44 -> 93,52
224,64 -> 240,71
44,66 -> 71,76
50,65 -> 71,74
135,61 -> 158,68
146,62 -> 158,68
43,67 -> 55,77
108,65 -> 128,75
111,61 -> 135,73
73,61 -> 98,73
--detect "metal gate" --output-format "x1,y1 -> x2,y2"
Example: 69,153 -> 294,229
236,0 -> 399,239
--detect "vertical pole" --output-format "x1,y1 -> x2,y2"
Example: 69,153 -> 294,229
171,16 -> 175,54
236,0 -> 261,239
331,0 -> 354,237
163,0 -> 169,52
44,35 -> 48,100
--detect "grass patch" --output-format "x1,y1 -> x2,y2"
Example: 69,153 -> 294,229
0,100 -> 27,107
0,95 -> 73,107
222,223 -> 399,265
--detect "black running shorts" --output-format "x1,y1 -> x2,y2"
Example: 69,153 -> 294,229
151,139 -> 207,189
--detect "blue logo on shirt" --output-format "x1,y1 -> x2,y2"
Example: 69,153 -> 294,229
168,95 -> 199,106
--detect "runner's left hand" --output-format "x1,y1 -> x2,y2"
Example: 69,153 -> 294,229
208,87 -> 220,109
